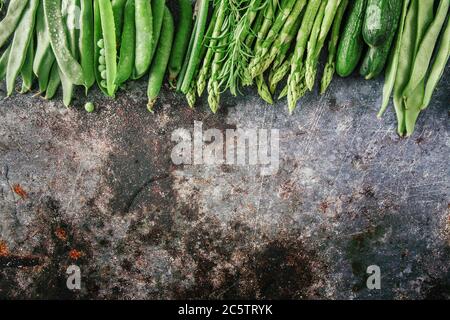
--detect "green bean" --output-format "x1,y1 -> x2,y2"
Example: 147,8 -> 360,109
403,0 -> 449,100
378,0 -> 410,117
44,0 -> 84,86
0,0 -> 29,50
179,0 -> 209,94
20,37 -> 35,93
147,6 -> 174,112
176,17 -> 197,91
59,0 -> 79,106
421,17 -> 450,110
116,0 -> 136,86
6,0 -> 39,96
45,62 -> 61,100
98,0 -> 118,96
33,1 -> 50,76
134,0 -> 153,78
37,50 -> 56,93
168,0 -> 193,83
80,0 -> 96,91
393,0 -> 418,136
112,0 -> 127,43
150,0 -> 166,61
0,46 -> 11,81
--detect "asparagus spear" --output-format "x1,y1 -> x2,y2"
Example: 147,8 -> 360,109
287,0 -> 322,113
305,0 -> 341,91
321,0 -> 349,95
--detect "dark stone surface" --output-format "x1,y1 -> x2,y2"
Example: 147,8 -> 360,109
0,60 -> 448,299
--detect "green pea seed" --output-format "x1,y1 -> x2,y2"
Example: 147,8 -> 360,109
99,55 -> 106,65
97,39 -> 104,48
85,102 -> 95,113
101,70 -> 107,79
100,48 -> 105,56
98,64 -> 106,72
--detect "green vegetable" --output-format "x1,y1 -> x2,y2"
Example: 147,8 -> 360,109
6,0 -> 39,96
147,6 -> 174,112
112,0 -> 127,42
44,0 -> 84,86
287,0 -> 322,113
85,102 -> 95,113
20,36 -> 34,93
421,17 -> 450,110
378,0 -> 410,117
363,0 -> 392,46
168,0 -> 193,84
80,0 -> 96,91
179,0 -> 209,94
321,0 -> 349,94
360,0 -> 402,80
393,0 -> 418,135
0,46 -> 11,81
134,0 -> 153,78
45,62 -> 61,99
336,0 -> 367,77
0,0 -> 29,50
305,0 -> 340,91
116,0 -> 135,86
150,0 -> 166,61
97,0 -> 118,96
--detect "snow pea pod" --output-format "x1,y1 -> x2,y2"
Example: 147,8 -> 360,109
0,46 -> 11,81
6,0 -> 39,96
0,0 -> 29,50
80,0 -> 96,91
20,36 -> 35,93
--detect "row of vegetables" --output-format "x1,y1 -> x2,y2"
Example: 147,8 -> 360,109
0,0 -> 448,136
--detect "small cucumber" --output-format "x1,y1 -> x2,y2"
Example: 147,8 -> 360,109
360,0 -> 402,79
336,0 -> 367,77
363,0 -> 392,46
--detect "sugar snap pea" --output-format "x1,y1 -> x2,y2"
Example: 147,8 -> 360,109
168,0 -> 193,83
150,0 -> 166,61
134,0 -> 153,78
80,0 -> 96,91
6,0 -> 39,96
44,0 -> 84,86
116,0 -> 135,86
0,0 -> 29,50
147,6 -> 174,112
112,0 -> 127,43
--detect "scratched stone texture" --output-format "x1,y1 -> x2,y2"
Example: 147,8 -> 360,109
0,48 -> 449,299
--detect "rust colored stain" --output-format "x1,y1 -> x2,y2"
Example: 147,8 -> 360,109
12,184 -> 28,199
55,228 -> 68,241
0,241 -> 9,257
69,249 -> 83,260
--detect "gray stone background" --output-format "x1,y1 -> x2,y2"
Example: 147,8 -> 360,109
0,0 -> 448,298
